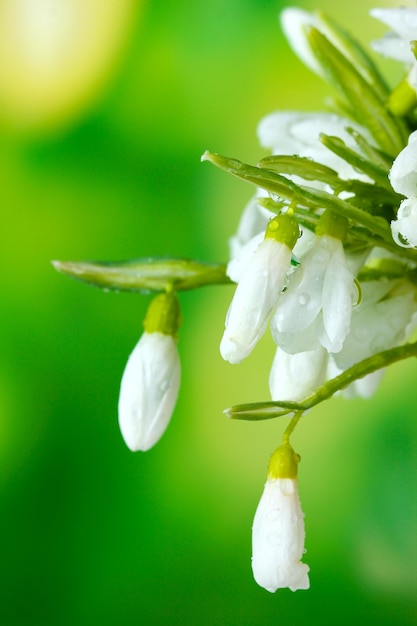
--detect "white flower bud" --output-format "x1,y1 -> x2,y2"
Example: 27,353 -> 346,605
220,237 -> 293,364
252,477 -> 310,592
118,332 -> 180,452
272,234 -> 357,354
252,443 -> 309,593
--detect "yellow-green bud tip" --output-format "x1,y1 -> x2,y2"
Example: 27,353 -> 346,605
265,214 -> 299,249
267,442 -> 300,480
143,292 -> 181,337
315,209 -> 348,241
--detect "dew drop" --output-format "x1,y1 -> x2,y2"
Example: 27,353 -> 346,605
298,293 -> 310,306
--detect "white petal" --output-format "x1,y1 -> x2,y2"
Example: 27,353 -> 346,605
370,8 -> 417,43
389,130 -> 417,197
269,346 -> 328,401
321,242 -> 356,353
333,288 -> 416,370
118,332 -> 180,451
229,194 -> 269,261
221,238 -> 292,363
252,478 -> 310,592
391,198 -> 417,248
280,8 -> 323,77
227,232 -> 264,283
370,32 -> 415,64
273,235 -> 337,335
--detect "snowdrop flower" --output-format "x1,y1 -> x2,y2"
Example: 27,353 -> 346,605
118,292 -> 181,452
252,442 -> 309,592
269,346 -> 328,401
389,130 -> 417,248
220,214 -> 299,364
271,210 -> 358,354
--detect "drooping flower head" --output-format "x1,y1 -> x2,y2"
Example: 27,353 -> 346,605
118,292 -> 181,452
271,209 -> 358,354
220,213 -> 299,364
252,442 -> 309,592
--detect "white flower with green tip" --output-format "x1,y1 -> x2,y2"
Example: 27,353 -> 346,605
118,292 -> 181,452
220,214 -> 299,364
271,211 -> 357,354
252,443 -> 309,593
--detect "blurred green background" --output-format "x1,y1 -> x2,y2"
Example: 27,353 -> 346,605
0,1 -> 416,624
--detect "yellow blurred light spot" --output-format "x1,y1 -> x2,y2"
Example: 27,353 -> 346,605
0,0 -> 140,135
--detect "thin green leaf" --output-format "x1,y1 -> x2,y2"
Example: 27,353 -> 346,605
203,151 -> 392,240
52,258 -> 232,293
306,25 -> 408,155
316,10 -> 390,101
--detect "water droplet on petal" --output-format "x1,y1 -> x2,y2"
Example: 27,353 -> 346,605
298,293 -> 310,306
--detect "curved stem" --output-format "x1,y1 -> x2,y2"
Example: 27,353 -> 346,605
226,340 -> 417,420
282,411 -> 303,444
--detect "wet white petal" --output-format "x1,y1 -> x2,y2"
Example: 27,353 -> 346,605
118,332 -> 180,451
269,346 -> 328,401
220,238 -> 292,363
229,194 -> 269,261
227,232 -> 264,283
274,235 -> 337,334
333,283 -> 416,370
272,235 -> 356,354
391,198 -> 417,248
389,130 -> 417,198
252,478 -> 310,593
321,244 -> 357,352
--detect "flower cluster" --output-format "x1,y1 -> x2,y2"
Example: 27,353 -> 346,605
205,5 -> 417,590
54,4 -> 417,595
212,6 -> 417,410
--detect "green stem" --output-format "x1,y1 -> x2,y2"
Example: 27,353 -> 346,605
226,341 -> 417,420
282,412 -> 303,444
